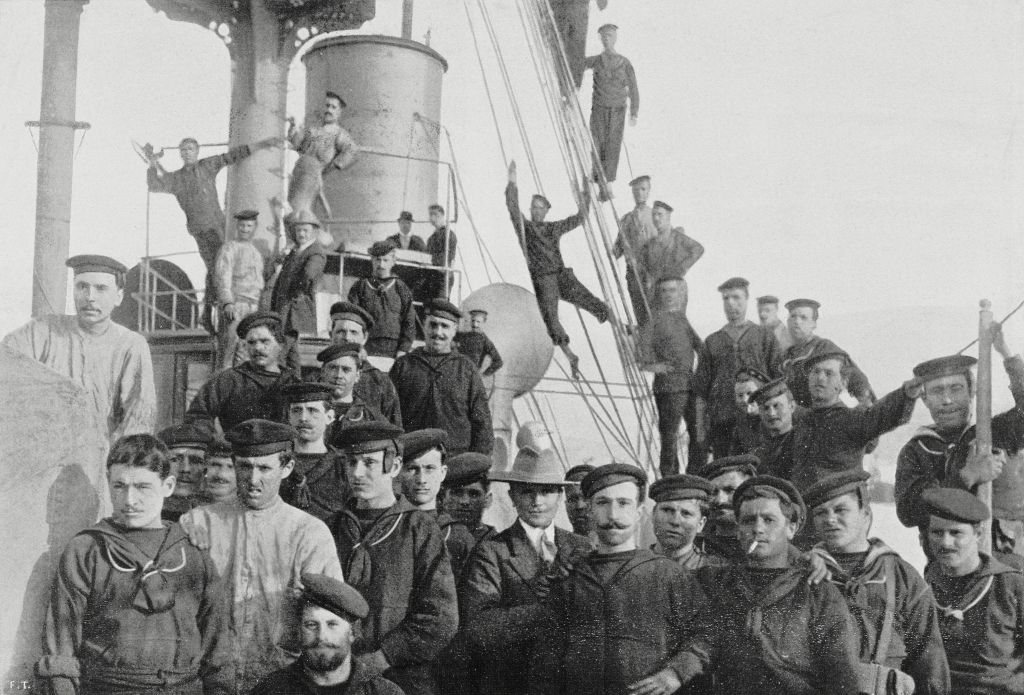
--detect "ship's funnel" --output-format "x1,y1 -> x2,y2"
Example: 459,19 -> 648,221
302,35 -> 448,251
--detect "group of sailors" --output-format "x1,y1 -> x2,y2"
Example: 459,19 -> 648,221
7,16 -> 1024,695
6,244 -> 1024,695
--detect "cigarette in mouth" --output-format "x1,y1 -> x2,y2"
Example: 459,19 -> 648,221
746,540 -> 759,554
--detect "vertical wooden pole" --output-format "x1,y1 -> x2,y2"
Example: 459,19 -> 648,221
977,299 -> 994,555
402,0 -> 414,39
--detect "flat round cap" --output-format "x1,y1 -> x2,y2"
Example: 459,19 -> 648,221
66,254 -> 127,277
564,463 -> 596,483
597,23 -> 618,33
426,298 -> 463,323
802,470 -> 871,510
531,194 -> 552,209
490,446 -> 568,486
330,420 -> 404,453
234,209 -> 259,220
369,239 -> 397,257
922,487 -> 990,524
157,421 -> 213,450
757,295 -> 779,305
467,308 -> 489,316
785,298 -> 821,312
398,211 -> 413,222
735,366 -> 770,384
399,428 -> 449,462
580,462 -> 647,498
443,452 -> 492,488
236,311 -> 282,339
652,200 -> 673,213
317,342 -> 362,364
281,381 -> 335,404
913,355 -> 978,381
733,475 -> 806,531
301,573 -> 369,621
750,378 -> 791,405
804,349 -> 849,369
329,302 -> 374,330
628,175 -> 650,186
226,419 -> 298,457
207,436 -> 232,457
703,454 -> 760,481
650,474 -> 714,503
717,277 -> 749,292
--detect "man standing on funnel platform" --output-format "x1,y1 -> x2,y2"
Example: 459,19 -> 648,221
288,91 -> 359,216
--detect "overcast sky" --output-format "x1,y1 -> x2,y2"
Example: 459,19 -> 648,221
3,0 -> 1024,465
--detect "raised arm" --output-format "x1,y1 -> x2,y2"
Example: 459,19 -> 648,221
505,161 -> 523,224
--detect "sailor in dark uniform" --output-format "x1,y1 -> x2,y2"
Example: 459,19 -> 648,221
440,452 -> 498,547
398,428 -> 477,577
805,471 -> 950,695
923,487 -> 1024,694
156,421 -> 213,522
318,342 -> 387,442
328,301 -> 402,427
650,474 -> 728,571
781,298 -> 875,408
278,380 -> 348,522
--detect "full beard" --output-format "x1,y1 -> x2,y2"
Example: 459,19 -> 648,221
304,643 -> 349,672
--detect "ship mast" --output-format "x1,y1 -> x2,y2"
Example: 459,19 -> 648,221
30,0 -> 90,317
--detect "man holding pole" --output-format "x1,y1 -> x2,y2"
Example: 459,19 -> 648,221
895,321 -> 1024,557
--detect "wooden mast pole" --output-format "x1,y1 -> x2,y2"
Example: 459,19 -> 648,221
977,299 -> 994,555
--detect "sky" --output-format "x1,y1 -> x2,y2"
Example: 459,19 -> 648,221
3,0 -> 1024,465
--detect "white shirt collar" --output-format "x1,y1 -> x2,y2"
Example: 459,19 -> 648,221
519,518 -> 556,549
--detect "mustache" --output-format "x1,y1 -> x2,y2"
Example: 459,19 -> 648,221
598,521 -> 632,531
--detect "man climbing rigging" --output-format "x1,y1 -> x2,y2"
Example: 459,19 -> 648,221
504,160 -> 611,379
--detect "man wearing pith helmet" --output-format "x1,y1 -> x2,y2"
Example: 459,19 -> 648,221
180,419 -> 343,693
530,464 -> 705,695
896,322 -> 1024,558
250,574 -> 403,695
3,254 -> 155,441
329,421 -> 458,695
922,487 -> 1024,694
805,470 -> 949,695
672,476 -> 861,694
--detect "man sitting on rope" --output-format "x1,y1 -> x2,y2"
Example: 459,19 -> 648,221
505,160 -> 611,378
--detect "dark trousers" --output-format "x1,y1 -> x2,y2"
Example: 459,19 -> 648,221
366,336 -> 400,358
532,268 -> 609,347
707,420 -> 734,462
655,390 -> 704,476
590,106 -> 626,183
189,225 -> 223,308
625,265 -> 650,326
